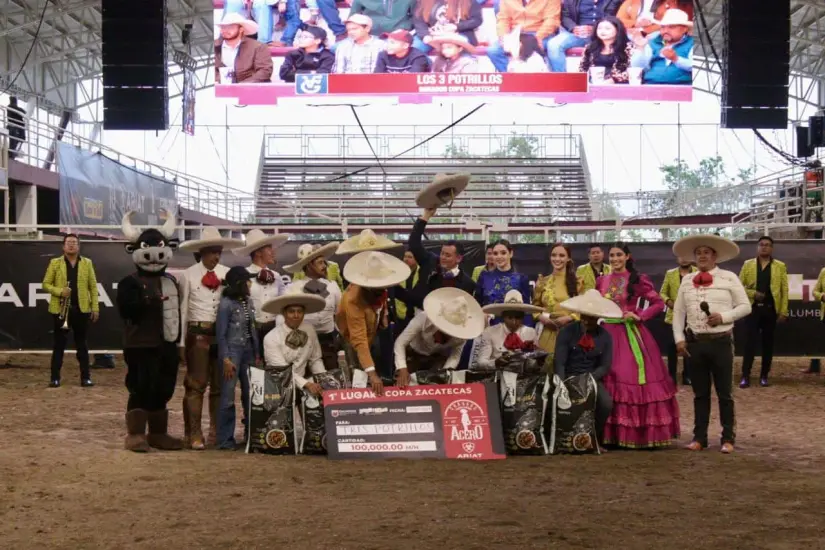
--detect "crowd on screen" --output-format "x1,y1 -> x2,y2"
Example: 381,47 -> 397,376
214,0 -> 694,84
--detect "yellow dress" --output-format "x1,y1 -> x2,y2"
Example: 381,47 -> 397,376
532,273 -> 583,357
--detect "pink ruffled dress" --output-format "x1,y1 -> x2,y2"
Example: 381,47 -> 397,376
596,270 -> 680,448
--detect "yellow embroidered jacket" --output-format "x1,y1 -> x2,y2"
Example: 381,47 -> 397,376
576,263 -> 611,292
812,268 -> 825,320
395,265 -> 420,321
42,256 -> 99,314
659,265 -> 697,324
738,258 -> 789,317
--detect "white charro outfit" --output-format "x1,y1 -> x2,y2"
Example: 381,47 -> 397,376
475,289 -> 543,370
263,322 -> 326,389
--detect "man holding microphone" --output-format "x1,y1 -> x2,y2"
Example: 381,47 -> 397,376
672,234 -> 750,454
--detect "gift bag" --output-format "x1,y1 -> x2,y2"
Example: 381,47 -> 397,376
246,364 -> 297,455
298,369 -> 349,455
548,374 -> 600,455
499,371 -> 550,455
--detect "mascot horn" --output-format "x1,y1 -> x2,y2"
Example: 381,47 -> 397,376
116,210 -> 184,453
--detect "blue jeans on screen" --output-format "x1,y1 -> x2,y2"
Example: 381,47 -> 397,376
487,33 -> 551,72
547,29 -> 589,72
280,0 -> 303,46
311,0 -> 346,36
216,344 -> 252,449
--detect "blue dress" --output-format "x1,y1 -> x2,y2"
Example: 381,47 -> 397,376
474,268 -> 534,327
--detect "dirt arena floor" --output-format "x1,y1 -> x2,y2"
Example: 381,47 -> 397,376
1,355 -> 824,550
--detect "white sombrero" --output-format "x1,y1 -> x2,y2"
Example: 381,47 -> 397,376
232,229 -> 290,256
482,289 -> 544,316
656,8 -> 694,27
217,12 -> 259,35
415,172 -> 471,209
423,287 -> 485,340
179,226 -> 245,252
672,234 -> 739,264
261,286 -> 326,316
283,242 -> 339,274
560,289 -> 623,320
336,229 -> 402,255
343,251 -> 411,289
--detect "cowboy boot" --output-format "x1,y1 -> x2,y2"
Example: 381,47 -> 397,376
207,391 -> 220,447
124,409 -> 151,453
146,410 -> 183,451
184,391 -> 206,450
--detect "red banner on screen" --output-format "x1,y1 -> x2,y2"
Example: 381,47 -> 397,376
323,383 -> 506,460
327,72 -> 588,95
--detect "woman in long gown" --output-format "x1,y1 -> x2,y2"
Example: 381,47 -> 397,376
532,244 -> 583,364
596,242 -> 680,448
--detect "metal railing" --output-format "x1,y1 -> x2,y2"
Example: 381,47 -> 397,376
0,105 -> 256,222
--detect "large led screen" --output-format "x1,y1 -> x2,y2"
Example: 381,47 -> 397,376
212,0 -> 695,104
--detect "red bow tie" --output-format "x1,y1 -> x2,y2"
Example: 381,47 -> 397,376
578,333 -> 595,352
201,270 -> 221,291
693,272 -> 714,288
503,332 -> 525,351
433,331 -> 448,344
257,268 -> 276,285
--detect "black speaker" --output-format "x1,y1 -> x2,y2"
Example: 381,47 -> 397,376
810,116 -> 825,148
721,0 -> 791,129
796,126 -> 815,158
101,0 -> 168,131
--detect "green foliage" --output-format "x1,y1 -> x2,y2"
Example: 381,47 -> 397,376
444,133 -> 540,159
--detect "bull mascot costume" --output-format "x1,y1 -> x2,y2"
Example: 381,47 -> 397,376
116,211 -> 184,453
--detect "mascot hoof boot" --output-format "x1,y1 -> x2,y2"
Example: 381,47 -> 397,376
125,409 -> 151,453
146,410 -> 184,451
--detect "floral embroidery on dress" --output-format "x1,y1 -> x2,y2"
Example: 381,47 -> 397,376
606,275 -> 628,308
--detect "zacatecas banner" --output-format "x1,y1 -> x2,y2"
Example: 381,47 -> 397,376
1,240 -> 824,354
57,143 -> 178,239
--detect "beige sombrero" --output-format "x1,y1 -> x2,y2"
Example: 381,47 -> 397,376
415,172 -> 472,209
261,286 -> 326,316
283,242 -> 339,274
336,229 -> 402,255
482,289 -> 544,316
217,12 -> 259,35
179,226 -> 245,252
343,251 -> 411,289
232,229 -> 290,256
560,289 -> 623,320
423,287 -> 485,340
428,33 -> 476,54
672,234 -> 739,264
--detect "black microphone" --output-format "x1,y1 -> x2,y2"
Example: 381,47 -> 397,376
700,302 -> 710,317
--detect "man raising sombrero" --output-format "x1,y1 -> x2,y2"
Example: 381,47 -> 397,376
336,230 -> 410,395
555,290 -> 624,449
178,227 -> 245,450
672,234 -> 751,454
393,288 -> 485,388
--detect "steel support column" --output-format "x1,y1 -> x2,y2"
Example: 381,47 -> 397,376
42,110 -> 73,171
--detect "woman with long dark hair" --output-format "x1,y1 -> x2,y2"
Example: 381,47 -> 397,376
595,242 -> 680,449
579,17 -> 634,84
474,239 -> 533,326
532,244 -> 582,360
413,0 -> 483,48
507,33 -> 550,73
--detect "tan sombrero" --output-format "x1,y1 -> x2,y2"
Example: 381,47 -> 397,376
423,287 -> 485,340
217,12 -> 259,35
179,226 -> 245,252
336,229 -> 402,255
343,251 -> 411,289
482,289 -> 544,316
232,229 -> 290,256
415,172 -> 471,209
672,234 -> 739,264
656,8 -> 694,27
428,33 -> 476,54
261,286 -> 326,316
283,242 -> 339,274
560,289 -> 623,320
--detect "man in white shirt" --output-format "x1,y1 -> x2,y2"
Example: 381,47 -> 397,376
393,288 -> 485,387
672,234 -> 751,455
261,288 -> 329,397
233,229 -> 290,355
475,290 -> 543,370
284,242 -> 342,370
178,227 -> 244,450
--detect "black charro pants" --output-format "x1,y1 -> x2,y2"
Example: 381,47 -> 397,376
50,309 -> 90,381
688,335 -> 735,447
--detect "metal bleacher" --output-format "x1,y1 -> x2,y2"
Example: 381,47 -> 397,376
253,131 -> 594,226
